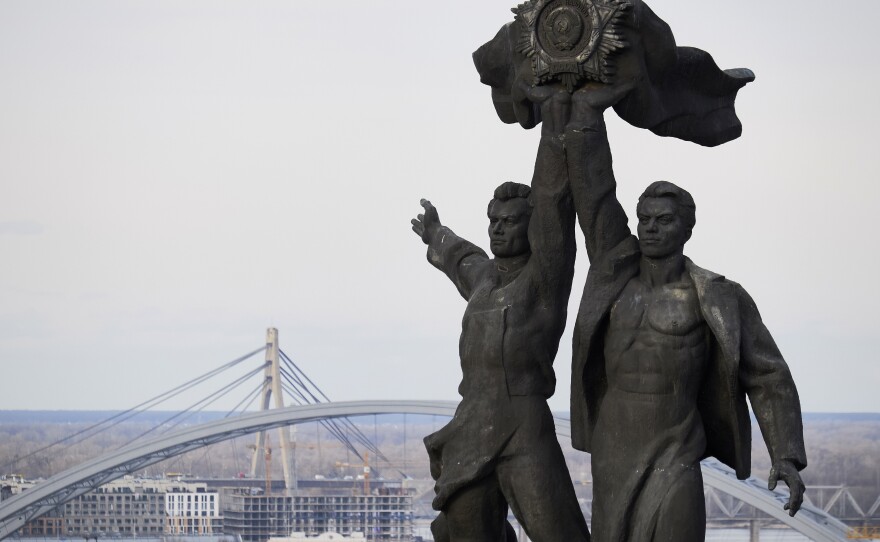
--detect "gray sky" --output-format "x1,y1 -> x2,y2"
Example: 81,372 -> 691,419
1,0 -> 878,413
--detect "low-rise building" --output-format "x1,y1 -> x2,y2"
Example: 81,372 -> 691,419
165,488 -> 221,534
222,485 -> 414,542
268,532 -> 364,541
15,476 -> 221,537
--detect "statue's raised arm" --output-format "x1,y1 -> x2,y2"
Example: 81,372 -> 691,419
517,76 -> 634,263
411,199 -> 489,300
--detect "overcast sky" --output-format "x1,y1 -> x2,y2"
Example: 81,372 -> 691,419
1,0 -> 878,414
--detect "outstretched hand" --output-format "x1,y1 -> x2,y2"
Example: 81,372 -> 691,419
768,460 -> 805,516
411,199 -> 441,245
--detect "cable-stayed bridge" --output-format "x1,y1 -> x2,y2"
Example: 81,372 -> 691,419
0,329 -> 865,541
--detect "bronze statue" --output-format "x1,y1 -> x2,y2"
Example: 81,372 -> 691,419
563,105 -> 806,541
411,140 -> 590,540
465,0 -> 808,540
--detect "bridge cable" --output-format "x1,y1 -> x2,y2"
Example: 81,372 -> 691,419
278,380 -> 364,460
276,364 -> 369,459
224,381 -> 267,478
0,346 -> 266,472
276,375 -> 367,461
280,374 -> 388,462
225,381 -> 266,418
279,356 -> 390,463
118,364 -> 267,448
279,350 -> 390,464
151,369 -> 268,439
279,349 -> 334,402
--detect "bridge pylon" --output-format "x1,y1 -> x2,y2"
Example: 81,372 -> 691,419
249,328 -> 295,491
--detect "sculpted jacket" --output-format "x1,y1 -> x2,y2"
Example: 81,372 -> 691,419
566,126 -> 807,479
424,137 -> 576,400
421,137 -> 577,509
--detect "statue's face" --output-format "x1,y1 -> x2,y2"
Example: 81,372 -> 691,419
637,198 -> 690,258
487,198 -> 531,258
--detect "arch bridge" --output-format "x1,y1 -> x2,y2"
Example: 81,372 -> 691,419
0,400 -> 851,541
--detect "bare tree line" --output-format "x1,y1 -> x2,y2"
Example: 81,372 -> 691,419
0,416 -> 876,495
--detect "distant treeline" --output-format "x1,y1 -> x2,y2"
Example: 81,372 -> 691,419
0,412 -> 877,495
1,410 -> 877,424
0,411 -> 447,425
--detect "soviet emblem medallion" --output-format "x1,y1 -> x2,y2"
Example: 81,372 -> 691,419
513,0 -> 631,91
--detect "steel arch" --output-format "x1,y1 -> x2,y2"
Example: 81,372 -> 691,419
0,400 -> 849,541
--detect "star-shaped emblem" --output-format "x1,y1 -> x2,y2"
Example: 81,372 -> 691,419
513,0 -> 631,91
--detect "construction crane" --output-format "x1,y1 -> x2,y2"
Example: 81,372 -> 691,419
335,452 -> 371,495
246,433 -> 273,496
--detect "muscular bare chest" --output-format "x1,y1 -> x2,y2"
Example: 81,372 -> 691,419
611,278 -> 704,335
604,277 -> 709,394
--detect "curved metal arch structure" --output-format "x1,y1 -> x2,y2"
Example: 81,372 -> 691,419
0,400 -> 849,541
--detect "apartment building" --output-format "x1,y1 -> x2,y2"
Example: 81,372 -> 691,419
14,476 -> 221,537
222,487 -> 413,542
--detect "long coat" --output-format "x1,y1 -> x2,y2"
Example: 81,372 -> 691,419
570,234 -> 807,478
564,122 -> 807,478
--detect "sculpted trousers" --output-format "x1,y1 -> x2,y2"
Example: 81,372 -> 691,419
431,400 -> 590,542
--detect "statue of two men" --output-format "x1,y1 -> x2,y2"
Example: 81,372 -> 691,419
413,1 -> 807,540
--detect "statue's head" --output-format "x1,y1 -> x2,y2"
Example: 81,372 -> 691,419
636,181 -> 696,258
487,182 -> 532,258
